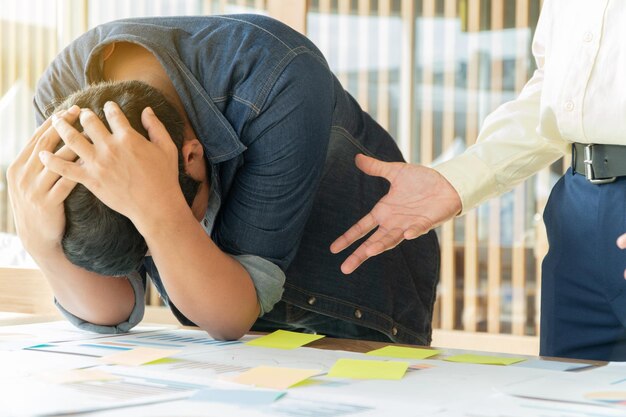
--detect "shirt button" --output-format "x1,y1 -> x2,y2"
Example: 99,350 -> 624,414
307,296 -> 316,306
583,31 -> 593,42
354,309 -> 362,319
202,219 -> 209,227
391,327 -> 398,336
564,101 -> 575,112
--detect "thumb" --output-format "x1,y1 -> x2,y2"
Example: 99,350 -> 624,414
141,107 -> 171,148
355,153 -> 396,180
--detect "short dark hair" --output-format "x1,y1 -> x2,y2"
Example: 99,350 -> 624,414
53,80 -> 200,276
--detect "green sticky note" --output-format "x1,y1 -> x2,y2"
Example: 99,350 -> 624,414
366,346 -> 441,360
327,358 -> 409,380
245,330 -> 325,350
444,354 -> 526,366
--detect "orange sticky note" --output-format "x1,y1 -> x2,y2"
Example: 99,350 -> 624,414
100,347 -> 180,366
233,366 -> 321,389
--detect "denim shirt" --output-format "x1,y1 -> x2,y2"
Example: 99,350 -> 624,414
35,15 -> 440,345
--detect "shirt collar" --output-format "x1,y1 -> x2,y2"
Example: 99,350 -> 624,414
83,20 -> 246,164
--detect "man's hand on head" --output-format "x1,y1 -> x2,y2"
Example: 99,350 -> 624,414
6,106 -> 80,257
39,102 -> 187,231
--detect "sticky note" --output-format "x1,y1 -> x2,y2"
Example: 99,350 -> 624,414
366,346 -> 441,360
189,388 -> 286,405
144,357 -> 181,365
443,354 -> 526,366
37,369 -> 119,384
232,366 -> 321,389
99,347 -> 180,366
327,358 -> 409,380
245,330 -> 325,350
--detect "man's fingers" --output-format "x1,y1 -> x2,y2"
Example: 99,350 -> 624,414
30,107 -> 80,163
39,151 -> 85,185
26,106 -> 79,153
339,241 -> 373,274
17,118 -> 54,164
39,145 -> 78,191
49,176 -> 78,204
50,113 -> 94,161
141,106 -> 174,148
404,225 -> 425,240
355,153 -> 395,181
79,108 -> 112,144
330,212 -> 377,254
103,101 -> 133,135
364,228 -> 405,257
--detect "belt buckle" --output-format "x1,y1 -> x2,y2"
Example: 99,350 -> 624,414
583,144 -> 617,184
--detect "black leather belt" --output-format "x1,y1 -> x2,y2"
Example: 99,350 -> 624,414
572,143 -> 626,184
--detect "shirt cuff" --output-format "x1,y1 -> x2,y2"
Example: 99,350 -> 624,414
232,254 -> 285,317
54,271 -> 146,334
433,152 -> 498,215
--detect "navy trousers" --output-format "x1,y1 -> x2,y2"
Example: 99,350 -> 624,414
541,168 -> 626,360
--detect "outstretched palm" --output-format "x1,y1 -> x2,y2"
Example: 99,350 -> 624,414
330,154 -> 461,274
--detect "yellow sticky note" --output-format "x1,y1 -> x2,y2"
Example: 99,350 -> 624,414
444,354 -> 526,366
37,369 -> 119,384
144,357 -> 181,365
100,347 -> 180,366
366,346 -> 441,360
233,366 -> 321,390
246,330 -> 325,350
327,358 -> 408,380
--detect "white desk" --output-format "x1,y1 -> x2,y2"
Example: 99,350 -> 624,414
0,316 -> 621,417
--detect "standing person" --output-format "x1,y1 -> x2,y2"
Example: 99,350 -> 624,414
333,0 -> 626,361
8,14 -> 439,345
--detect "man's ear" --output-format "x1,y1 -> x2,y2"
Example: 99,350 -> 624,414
181,139 -> 206,181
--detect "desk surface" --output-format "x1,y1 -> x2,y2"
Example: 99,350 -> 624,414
0,313 -> 622,417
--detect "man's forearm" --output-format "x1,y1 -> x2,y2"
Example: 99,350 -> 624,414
136,201 -> 260,340
34,248 -> 135,326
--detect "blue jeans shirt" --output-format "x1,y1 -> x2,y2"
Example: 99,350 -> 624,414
35,14 -> 440,345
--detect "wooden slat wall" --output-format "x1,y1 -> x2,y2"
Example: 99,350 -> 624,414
487,0 -> 504,335
419,0 -> 434,165
462,0 -> 480,333
438,0 -> 458,331
357,0 -> 371,112
398,1 -> 415,159
376,0 -> 391,130
510,0 -> 529,336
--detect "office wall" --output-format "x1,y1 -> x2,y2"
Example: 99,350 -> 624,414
0,0 -> 552,340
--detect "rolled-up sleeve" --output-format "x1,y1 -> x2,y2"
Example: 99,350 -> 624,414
232,254 -> 285,316
54,272 -> 146,334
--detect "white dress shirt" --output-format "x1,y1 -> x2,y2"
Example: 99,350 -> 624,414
435,0 -> 622,213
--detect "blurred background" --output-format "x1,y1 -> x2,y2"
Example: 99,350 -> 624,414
0,0 -> 559,350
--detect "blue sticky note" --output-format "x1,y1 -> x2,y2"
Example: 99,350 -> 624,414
189,388 -> 286,406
